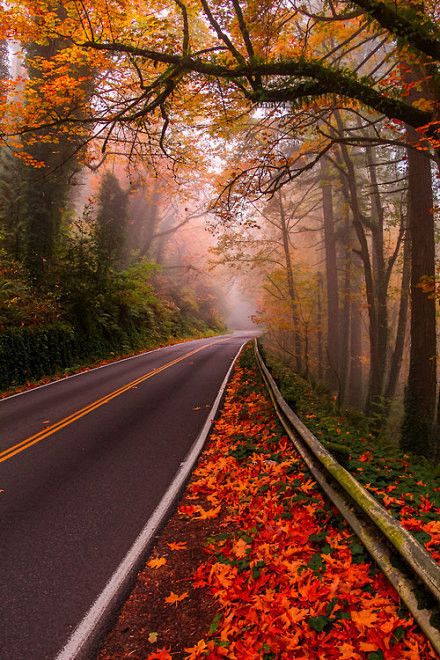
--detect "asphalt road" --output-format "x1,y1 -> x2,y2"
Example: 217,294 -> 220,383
0,332 -> 255,660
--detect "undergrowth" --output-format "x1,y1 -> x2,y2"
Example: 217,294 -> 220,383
259,345 -> 440,562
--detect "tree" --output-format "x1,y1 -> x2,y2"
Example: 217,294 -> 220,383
95,171 -> 129,274
320,157 -> 339,390
5,3 -> 95,284
2,1 -> 439,152
401,127 -> 437,457
0,148 -> 26,262
3,0 -> 440,456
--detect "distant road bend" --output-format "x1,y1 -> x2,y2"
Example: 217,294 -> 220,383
0,332 -> 255,660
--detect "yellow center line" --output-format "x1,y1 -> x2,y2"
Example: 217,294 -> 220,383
0,339 -> 227,464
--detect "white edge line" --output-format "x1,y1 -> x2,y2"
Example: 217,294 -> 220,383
1,334 -> 233,402
55,340 -> 247,660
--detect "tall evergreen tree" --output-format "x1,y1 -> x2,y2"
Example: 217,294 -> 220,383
95,172 -> 128,276
21,18 -> 93,284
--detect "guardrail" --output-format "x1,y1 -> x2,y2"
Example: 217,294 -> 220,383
254,339 -> 440,657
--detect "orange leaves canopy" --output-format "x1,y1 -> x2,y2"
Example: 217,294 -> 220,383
0,0 -> 439,175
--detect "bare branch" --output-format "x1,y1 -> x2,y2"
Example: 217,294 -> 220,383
199,0 -> 246,64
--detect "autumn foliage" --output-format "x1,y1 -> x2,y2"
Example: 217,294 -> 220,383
1,0 -> 440,454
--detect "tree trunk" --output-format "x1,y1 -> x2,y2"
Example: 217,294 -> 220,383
278,192 -> 303,372
385,226 -> 410,401
337,140 -> 381,414
317,272 -> 324,381
339,195 -> 352,407
401,128 -> 437,457
348,253 -> 363,408
320,157 -> 340,388
365,144 -> 389,413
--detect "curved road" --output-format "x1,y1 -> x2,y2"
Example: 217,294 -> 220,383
0,332 -> 254,660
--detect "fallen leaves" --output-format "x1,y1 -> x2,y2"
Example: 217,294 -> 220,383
147,647 -> 172,660
168,541 -> 187,551
172,347 -> 438,658
184,640 -> 208,659
195,505 -> 222,520
164,591 -> 189,606
231,537 -> 249,558
147,557 -> 167,569
178,504 -> 197,517
102,345 -> 437,660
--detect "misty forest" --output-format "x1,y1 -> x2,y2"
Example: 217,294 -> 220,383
0,0 -> 440,463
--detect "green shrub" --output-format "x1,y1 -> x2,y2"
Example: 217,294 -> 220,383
0,324 -> 77,388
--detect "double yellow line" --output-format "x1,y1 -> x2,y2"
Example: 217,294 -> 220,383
0,341 -> 219,464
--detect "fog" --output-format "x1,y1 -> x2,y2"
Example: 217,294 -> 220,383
225,283 -> 259,332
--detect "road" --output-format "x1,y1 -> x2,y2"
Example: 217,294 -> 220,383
0,332 -> 254,660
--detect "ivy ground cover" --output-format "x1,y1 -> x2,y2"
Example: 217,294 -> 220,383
98,344 -> 438,659
267,354 -> 440,573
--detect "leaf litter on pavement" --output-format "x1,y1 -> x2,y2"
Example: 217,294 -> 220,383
98,345 -> 438,659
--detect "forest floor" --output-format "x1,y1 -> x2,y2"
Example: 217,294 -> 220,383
96,345 -> 439,660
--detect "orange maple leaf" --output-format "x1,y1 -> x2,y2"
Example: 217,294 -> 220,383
147,647 -> 172,660
209,562 -> 237,588
164,591 -> 189,606
184,639 -> 208,659
147,557 -> 167,569
193,565 -> 209,589
380,616 -> 399,634
351,609 -> 379,629
337,642 -> 357,659
299,478 -> 315,493
232,537 -> 249,558
359,642 -> 379,652
178,504 -> 197,517
195,505 -> 221,520
167,541 -> 187,551
284,606 -> 310,624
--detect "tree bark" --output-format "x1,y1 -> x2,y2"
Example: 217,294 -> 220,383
339,189 -> 352,407
348,254 -> 364,408
385,225 -> 410,401
401,128 -> 437,457
320,158 -> 340,388
317,272 -> 324,381
365,144 -> 389,412
278,192 -> 303,372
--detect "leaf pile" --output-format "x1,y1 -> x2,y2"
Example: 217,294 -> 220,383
166,347 -> 437,657
99,344 -> 438,659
